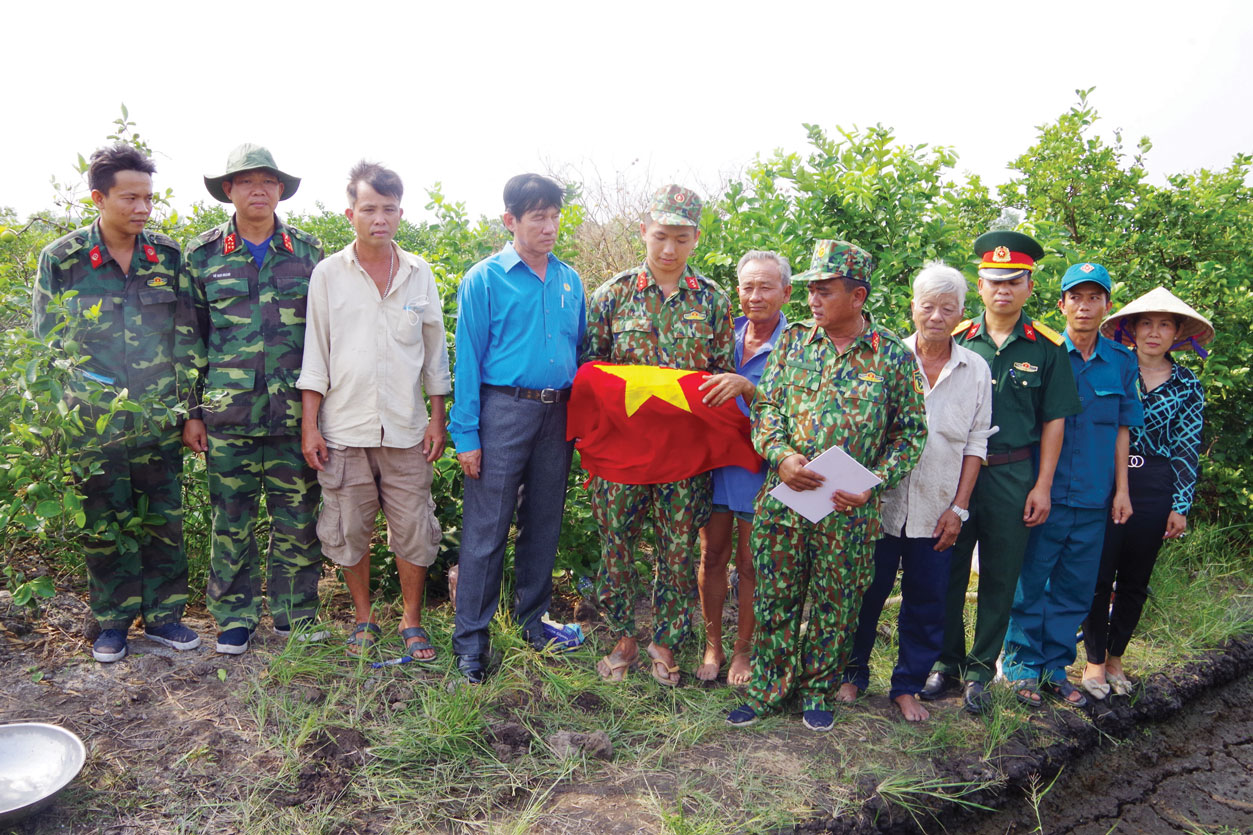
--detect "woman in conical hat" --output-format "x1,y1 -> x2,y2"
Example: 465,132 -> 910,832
1081,287 -> 1211,698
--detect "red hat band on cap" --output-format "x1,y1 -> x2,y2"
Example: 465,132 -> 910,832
978,246 -> 1036,271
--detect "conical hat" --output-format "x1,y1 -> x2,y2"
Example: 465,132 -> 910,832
1100,286 -> 1215,352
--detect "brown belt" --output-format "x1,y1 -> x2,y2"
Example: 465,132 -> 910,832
984,446 -> 1033,467
484,384 -> 571,404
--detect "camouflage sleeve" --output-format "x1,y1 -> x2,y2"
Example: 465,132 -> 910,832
182,247 -> 211,421
580,281 -> 615,365
32,247 -> 61,340
707,290 -> 735,374
750,329 -> 797,470
172,252 -> 201,423
873,345 -> 928,490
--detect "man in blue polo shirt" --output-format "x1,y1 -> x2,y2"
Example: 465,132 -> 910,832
1002,262 -> 1143,708
450,173 -> 586,684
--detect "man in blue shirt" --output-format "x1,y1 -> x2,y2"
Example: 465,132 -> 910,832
449,173 -> 587,683
1002,263 -> 1143,707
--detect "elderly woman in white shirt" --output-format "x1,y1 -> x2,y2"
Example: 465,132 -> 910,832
837,263 -> 995,721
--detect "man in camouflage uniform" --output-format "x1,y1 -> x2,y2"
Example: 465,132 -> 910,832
183,144 -> 324,654
923,230 -> 1080,713
33,143 -> 200,662
727,240 -> 926,731
582,184 -> 735,686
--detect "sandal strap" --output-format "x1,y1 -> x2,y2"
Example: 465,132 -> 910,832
354,622 -> 381,636
399,626 -> 430,642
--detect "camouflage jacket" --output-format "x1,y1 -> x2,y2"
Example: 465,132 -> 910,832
752,315 -> 928,538
33,220 -> 191,444
581,263 -> 735,373
184,216 -> 322,435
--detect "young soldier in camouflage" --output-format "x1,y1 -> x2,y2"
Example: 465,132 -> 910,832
183,145 -> 325,654
33,143 -> 200,662
727,240 -> 927,732
582,184 -> 736,686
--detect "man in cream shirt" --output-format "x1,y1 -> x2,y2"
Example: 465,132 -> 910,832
298,161 -> 451,659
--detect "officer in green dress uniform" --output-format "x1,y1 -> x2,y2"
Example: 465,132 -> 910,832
923,230 -> 1080,713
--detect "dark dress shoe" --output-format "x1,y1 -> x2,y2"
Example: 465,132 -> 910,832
963,680 -> 990,714
457,653 -> 487,684
920,671 -> 959,701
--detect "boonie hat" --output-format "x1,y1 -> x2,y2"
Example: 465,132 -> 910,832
1061,262 -> 1112,293
1101,286 -> 1215,357
647,184 -> 702,227
974,230 -> 1045,281
792,240 -> 874,285
204,143 -> 300,203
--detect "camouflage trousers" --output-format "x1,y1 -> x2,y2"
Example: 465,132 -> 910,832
590,474 -> 711,648
206,431 -> 322,630
745,518 -> 874,713
80,433 -> 186,630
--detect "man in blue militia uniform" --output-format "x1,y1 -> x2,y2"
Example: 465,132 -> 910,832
925,230 -> 1080,713
33,143 -> 200,662
450,173 -> 586,684
1002,263 -> 1143,707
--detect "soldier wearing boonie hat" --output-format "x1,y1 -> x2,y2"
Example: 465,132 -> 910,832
925,229 -> 1081,714
582,183 -> 736,687
182,144 -> 327,655
1081,286 -> 1210,698
727,239 -> 927,732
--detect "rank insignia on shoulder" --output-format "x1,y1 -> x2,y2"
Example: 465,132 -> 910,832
684,274 -> 699,290
870,331 -> 880,352
223,233 -> 238,255
955,319 -> 979,338
636,272 -> 648,292
1030,320 -> 1065,345
143,244 -> 158,263
858,372 -> 885,383
89,246 -> 103,268
1013,361 -> 1039,373
682,311 -> 703,321
146,275 -> 168,287
281,232 -> 293,253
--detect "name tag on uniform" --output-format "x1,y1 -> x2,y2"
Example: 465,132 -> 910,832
858,372 -> 884,383
1013,361 -> 1038,373
210,271 -> 233,279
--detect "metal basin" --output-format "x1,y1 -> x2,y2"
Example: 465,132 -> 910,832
0,723 -> 86,823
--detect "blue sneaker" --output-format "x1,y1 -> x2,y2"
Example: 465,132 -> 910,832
215,626 -> 255,655
273,618 -> 331,642
144,622 -> 202,651
92,629 -> 128,663
726,704 -> 758,727
802,709 -> 834,732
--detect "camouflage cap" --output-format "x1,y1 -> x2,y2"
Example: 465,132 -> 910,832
792,240 -> 875,285
204,143 -> 301,203
647,184 -> 702,227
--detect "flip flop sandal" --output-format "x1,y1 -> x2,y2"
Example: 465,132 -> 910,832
346,622 -> 381,656
1040,679 -> 1089,708
400,626 -> 438,665
596,654 -> 633,682
1012,679 -> 1044,708
646,646 -> 681,687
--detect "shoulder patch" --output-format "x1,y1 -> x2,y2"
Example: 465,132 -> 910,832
952,319 -> 973,337
1031,320 -> 1065,346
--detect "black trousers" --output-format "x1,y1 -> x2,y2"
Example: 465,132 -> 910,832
1083,456 -> 1173,663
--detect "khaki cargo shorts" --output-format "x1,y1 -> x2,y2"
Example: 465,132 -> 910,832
315,445 -> 441,568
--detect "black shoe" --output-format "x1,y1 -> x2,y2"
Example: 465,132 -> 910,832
457,653 -> 487,685
963,680 -> 990,714
920,671 -> 960,701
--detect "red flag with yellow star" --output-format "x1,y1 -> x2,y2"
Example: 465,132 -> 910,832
566,362 -> 763,485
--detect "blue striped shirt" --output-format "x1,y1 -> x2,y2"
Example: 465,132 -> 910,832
1132,363 -> 1205,515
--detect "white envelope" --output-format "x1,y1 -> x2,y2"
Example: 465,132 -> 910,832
768,446 -> 882,524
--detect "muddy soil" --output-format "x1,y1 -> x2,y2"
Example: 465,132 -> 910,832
964,671 -> 1253,834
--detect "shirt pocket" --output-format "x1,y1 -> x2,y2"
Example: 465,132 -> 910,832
274,272 -> 309,324
609,317 -> 655,362
138,285 -> 177,331
1089,387 -> 1122,425
205,277 -> 253,330
390,295 -> 429,346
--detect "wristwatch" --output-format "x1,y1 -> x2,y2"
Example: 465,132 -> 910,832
949,504 -> 970,522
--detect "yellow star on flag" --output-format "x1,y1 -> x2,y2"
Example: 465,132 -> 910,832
599,365 -> 694,417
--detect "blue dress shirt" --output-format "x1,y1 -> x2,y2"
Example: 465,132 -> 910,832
449,243 -> 586,452
1051,333 -> 1144,508
712,313 -> 786,514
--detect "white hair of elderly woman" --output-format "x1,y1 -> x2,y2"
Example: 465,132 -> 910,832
912,262 -> 968,305
737,250 -> 792,285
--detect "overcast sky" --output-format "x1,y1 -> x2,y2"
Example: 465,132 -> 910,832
4,0 -> 1250,225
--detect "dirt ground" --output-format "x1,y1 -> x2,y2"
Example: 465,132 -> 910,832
3,587 -> 1253,834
